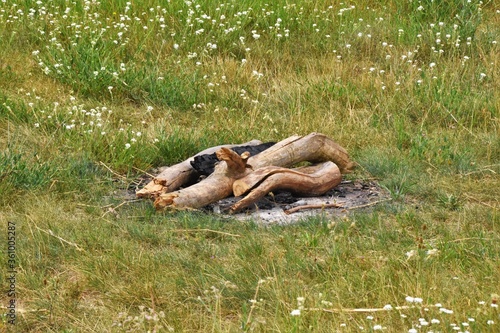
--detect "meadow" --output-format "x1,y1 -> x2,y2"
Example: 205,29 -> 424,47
0,0 -> 499,332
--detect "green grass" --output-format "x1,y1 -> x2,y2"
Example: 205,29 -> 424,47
0,0 -> 499,332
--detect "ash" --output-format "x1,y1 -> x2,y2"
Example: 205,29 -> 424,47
205,180 -> 389,225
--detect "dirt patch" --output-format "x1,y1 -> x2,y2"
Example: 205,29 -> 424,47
129,172 -> 390,225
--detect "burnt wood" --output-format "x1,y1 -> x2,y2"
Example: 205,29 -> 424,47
190,142 -> 276,176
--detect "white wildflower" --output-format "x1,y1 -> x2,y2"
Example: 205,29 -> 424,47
406,296 -> 423,303
406,250 -> 417,259
439,307 -> 453,314
419,318 -> 429,326
426,248 -> 440,257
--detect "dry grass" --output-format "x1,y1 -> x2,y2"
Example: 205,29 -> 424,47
0,0 -> 499,332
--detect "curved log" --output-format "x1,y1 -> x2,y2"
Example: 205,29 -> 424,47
247,132 -> 355,173
230,162 -> 341,213
233,163 -> 340,197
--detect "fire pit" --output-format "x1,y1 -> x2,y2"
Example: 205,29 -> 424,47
135,132 -> 390,223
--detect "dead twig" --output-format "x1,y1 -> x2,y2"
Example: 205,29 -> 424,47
444,107 -> 476,138
100,199 -> 142,218
244,280 -> 262,328
463,193 -> 497,209
26,215 -> 85,251
98,161 -> 127,180
284,198 -> 392,215
461,168 -> 497,177
168,229 -> 241,238
132,166 -> 156,178
348,198 -> 392,210
76,203 -> 114,208
285,202 -> 344,215
34,225 -> 85,252
446,237 -> 497,243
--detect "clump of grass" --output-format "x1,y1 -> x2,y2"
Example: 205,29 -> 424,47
0,150 -> 50,186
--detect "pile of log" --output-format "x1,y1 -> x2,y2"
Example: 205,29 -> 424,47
136,132 -> 355,213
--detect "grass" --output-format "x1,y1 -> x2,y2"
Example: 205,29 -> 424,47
0,0 -> 499,332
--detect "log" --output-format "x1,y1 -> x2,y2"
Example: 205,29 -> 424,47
136,140 -> 263,199
247,132 -> 354,173
230,162 -> 342,213
154,147 -> 250,210
153,133 -> 355,211
233,163 -> 340,197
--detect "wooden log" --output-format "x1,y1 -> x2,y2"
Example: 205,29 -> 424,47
154,147 -> 250,210
247,132 -> 355,173
229,162 -> 341,213
153,133 -> 355,211
136,140 -> 263,199
233,163 -> 338,197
